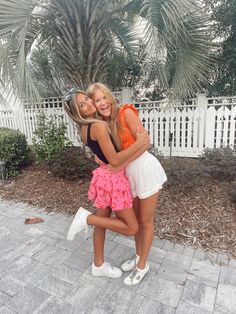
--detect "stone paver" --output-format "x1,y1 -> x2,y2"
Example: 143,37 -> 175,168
33,296 -> 79,314
216,284 -> 236,312
65,279 -> 103,312
0,306 -> 17,314
0,198 -> 236,313
137,298 -> 175,314
0,275 -> 27,296
187,259 -> 220,288
179,280 -> 216,312
0,291 -> 11,307
4,284 -> 49,313
158,252 -> 192,285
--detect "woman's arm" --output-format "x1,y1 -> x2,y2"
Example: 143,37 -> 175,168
108,108 -> 149,170
92,122 -> 149,167
95,138 -> 151,171
124,108 -> 145,137
107,145 -> 149,171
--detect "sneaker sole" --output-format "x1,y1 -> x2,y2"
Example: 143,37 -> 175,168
67,207 -> 84,241
91,271 -> 122,279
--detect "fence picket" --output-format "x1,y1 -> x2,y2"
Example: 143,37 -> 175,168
215,106 -> 224,148
222,106 -> 230,146
229,106 -> 236,147
205,106 -> 215,149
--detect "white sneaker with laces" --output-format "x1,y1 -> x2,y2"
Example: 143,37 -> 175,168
123,262 -> 149,286
67,207 -> 91,241
91,262 -> 122,278
121,254 -> 140,272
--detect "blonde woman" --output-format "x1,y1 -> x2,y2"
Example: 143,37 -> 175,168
64,88 -> 150,279
87,83 -> 167,286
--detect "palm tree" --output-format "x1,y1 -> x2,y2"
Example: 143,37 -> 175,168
0,0 -> 211,101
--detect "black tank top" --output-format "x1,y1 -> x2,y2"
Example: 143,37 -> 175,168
86,123 -> 118,164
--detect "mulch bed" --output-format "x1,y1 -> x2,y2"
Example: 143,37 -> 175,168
0,159 -> 235,257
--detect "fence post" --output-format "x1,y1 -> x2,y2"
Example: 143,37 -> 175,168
196,93 -> 208,154
121,87 -> 132,104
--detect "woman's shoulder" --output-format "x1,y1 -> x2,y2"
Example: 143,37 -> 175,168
119,103 -> 138,119
91,121 -> 109,134
92,121 -> 107,127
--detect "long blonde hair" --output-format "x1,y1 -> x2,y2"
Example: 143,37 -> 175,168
87,82 -> 121,149
63,91 -> 102,136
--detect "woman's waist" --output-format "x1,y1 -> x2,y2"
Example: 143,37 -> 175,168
126,151 -> 153,170
94,165 -> 125,175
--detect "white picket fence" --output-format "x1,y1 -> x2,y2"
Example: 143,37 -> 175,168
136,95 -> 236,157
0,91 -> 236,157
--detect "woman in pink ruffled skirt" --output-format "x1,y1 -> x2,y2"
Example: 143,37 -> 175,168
64,88 -> 150,279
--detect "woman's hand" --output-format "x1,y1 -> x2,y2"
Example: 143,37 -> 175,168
136,128 -> 150,148
106,164 -> 124,172
95,155 -> 105,166
95,155 -> 122,172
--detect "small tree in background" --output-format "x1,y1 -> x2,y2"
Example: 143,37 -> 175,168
32,113 -> 72,164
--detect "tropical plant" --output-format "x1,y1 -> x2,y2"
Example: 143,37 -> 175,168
106,41 -> 146,90
0,0 -> 211,102
32,113 -> 72,164
30,46 -> 67,97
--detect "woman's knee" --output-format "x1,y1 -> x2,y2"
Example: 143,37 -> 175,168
139,216 -> 154,229
117,208 -> 139,235
127,221 -> 139,236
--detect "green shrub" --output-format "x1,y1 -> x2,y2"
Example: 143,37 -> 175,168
201,147 -> 236,181
0,127 -> 29,176
49,146 -> 96,180
32,113 -> 72,164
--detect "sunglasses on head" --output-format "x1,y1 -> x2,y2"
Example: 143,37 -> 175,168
64,87 -> 82,103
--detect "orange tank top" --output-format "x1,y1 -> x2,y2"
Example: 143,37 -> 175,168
118,104 -> 139,149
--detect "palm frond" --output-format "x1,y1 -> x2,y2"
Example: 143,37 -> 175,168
105,18 -> 140,56
0,0 -> 213,102
144,0 -> 212,98
124,0 -> 212,98
0,0 -> 41,103
0,0 -> 35,30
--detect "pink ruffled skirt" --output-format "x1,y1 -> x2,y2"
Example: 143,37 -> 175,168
88,166 -> 133,211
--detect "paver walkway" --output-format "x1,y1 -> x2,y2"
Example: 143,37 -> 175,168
0,198 -> 235,314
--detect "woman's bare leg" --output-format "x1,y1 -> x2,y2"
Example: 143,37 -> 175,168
93,207 -> 111,267
87,207 -> 139,236
137,192 -> 160,269
133,197 -> 142,256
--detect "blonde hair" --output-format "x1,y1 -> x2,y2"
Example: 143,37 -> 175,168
87,82 -> 121,149
63,91 -> 102,136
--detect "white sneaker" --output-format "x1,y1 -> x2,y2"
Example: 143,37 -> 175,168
123,263 -> 149,286
121,254 -> 140,272
91,262 -> 122,278
67,207 -> 91,241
